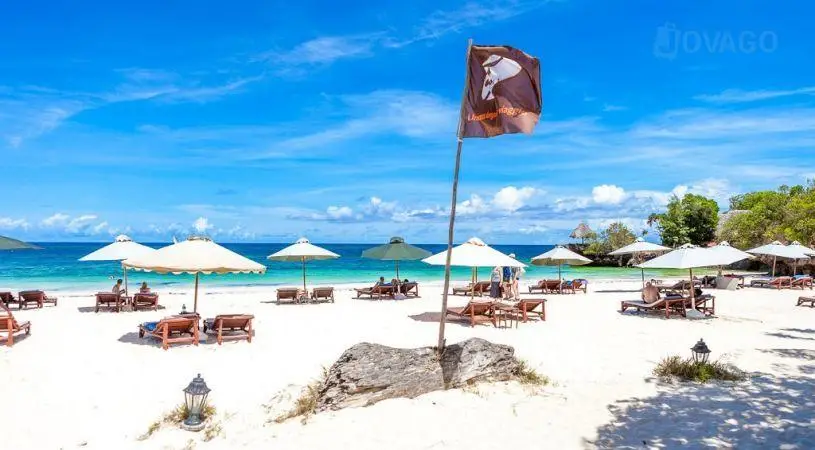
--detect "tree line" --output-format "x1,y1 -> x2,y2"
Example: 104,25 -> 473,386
582,181 -> 815,254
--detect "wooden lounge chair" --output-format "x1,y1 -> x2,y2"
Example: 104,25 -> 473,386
133,293 -> 160,311
792,277 -> 813,290
571,279 -> 588,293
657,280 -> 699,294
513,298 -> 547,322
402,282 -> 420,297
17,290 -> 58,309
138,317 -> 199,350
355,284 -> 395,300
769,277 -> 793,289
311,287 -> 335,303
277,288 -> 305,304
95,292 -> 123,312
203,314 -> 254,345
797,296 -> 815,307
446,301 -> 495,327
620,295 -> 688,319
0,292 -> 16,307
452,281 -> 491,296
0,305 -> 31,347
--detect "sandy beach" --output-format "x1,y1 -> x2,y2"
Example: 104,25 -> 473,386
2,278 -> 815,449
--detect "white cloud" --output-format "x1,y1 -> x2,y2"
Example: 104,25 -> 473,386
519,224 -> 548,235
41,213 -> 71,227
694,87 -> 815,104
457,194 -> 490,215
602,103 -> 627,112
0,217 -> 29,230
592,184 -> 627,204
492,186 -> 541,212
193,217 -> 213,233
326,206 -> 355,220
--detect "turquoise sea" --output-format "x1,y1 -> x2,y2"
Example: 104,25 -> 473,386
0,242 -> 690,293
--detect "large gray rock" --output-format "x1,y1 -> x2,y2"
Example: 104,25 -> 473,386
316,338 -> 519,411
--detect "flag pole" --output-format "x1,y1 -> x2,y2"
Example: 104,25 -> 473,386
437,38 -> 473,352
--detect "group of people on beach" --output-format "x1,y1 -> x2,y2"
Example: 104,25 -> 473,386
111,279 -> 152,295
490,253 -> 525,300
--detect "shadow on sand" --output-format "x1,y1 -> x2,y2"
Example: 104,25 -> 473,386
589,348 -> 815,447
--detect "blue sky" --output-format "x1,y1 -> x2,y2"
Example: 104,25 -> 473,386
1,0 -> 812,244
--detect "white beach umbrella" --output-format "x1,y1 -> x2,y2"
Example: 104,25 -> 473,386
707,241 -> 755,276
423,237 -> 525,296
746,241 -> 810,277
79,235 -> 157,296
267,237 -> 339,291
531,245 -> 592,292
638,244 -> 750,312
787,241 -> 815,275
609,238 -> 671,286
123,236 -> 266,312
423,237 -> 526,268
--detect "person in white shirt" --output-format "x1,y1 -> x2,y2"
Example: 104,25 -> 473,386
112,279 -> 124,296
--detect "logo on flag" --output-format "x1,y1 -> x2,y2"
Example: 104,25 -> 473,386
462,45 -> 542,138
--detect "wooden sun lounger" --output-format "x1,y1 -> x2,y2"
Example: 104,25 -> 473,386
401,282 -> 420,297
133,293 -> 160,311
0,305 -> 31,347
446,301 -> 495,327
513,298 -> 547,322
95,292 -> 123,312
203,314 -> 254,345
277,288 -> 305,304
797,296 -> 815,307
16,290 -> 58,309
657,280 -> 700,293
620,296 -> 688,319
792,277 -> 813,290
311,287 -> 335,303
452,281 -> 490,296
139,317 -> 199,350
355,284 -> 395,300
0,292 -> 16,307
750,277 -> 792,289
528,280 -> 561,294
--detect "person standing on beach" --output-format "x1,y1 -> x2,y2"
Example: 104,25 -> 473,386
490,266 -> 502,298
502,265 -> 512,299
512,265 -> 524,300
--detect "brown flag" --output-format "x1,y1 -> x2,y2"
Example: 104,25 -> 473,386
461,45 -> 542,138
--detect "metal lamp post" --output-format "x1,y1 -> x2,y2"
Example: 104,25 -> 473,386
691,339 -> 711,364
181,374 -> 211,431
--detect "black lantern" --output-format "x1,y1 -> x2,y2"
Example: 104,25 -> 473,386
691,339 -> 711,364
180,304 -> 188,315
182,374 -> 211,431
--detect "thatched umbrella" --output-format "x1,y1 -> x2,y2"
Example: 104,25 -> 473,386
570,222 -> 594,244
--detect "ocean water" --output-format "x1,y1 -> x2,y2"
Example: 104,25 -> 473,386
0,242 -> 686,293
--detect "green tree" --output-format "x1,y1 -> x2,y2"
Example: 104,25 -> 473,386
652,194 -> 719,247
584,222 -> 637,255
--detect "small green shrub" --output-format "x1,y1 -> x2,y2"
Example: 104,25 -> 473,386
515,360 -> 550,386
654,356 -> 746,382
138,403 -> 217,440
203,421 -> 223,442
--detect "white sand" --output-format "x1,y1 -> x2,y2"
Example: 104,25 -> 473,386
3,279 -> 815,449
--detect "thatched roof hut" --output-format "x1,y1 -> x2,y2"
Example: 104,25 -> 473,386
570,222 -> 594,243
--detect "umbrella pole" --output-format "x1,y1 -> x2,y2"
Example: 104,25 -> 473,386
641,267 -> 645,288
123,264 -> 129,297
689,268 -> 694,312
772,256 -> 777,277
302,257 -> 307,292
193,272 -> 199,313
396,260 -> 400,280
559,263 -> 562,294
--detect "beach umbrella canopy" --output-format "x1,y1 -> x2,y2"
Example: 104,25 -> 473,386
531,245 -> 592,292
0,235 -> 40,250
267,237 -> 339,291
638,243 -> 750,313
746,241 -> 810,277
422,237 -> 525,268
124,236 -> 265,312
788,241 -> 815,257
362,236 -> 431,279
609,238 -> 671,286
79,235 -> 157,295
708,241 -> 755,264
